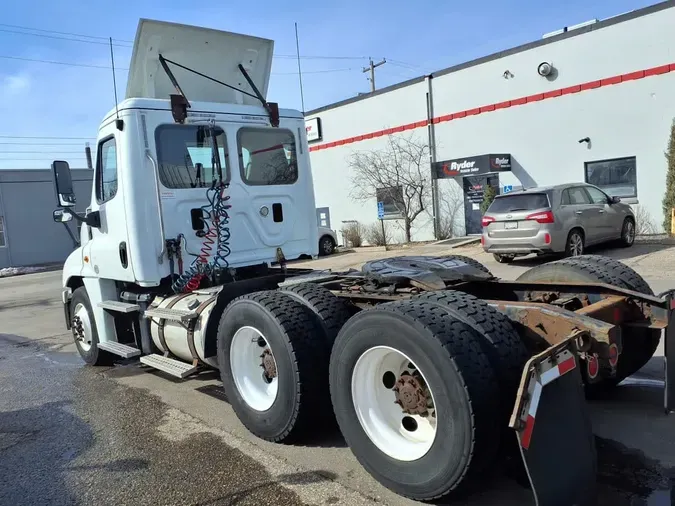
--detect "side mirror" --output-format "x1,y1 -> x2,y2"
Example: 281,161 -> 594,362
610,196 -> 621,204
53,209 -> 73,223
52,160 -> 76,207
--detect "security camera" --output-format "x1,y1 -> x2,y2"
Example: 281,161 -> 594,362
578,137 -> 591,144
537,62 -> 554,77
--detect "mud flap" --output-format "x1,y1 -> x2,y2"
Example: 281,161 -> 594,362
510,340 -> 597,506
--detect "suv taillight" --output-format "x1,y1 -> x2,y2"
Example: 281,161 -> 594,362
481,216 -> 495,227
525,210 -> 555,224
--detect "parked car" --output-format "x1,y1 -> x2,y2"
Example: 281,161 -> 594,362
481,183 -> 635,263
318,226 -> 338,256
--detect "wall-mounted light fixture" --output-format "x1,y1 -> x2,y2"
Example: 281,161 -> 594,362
503,70 -> 514,79
537,62 -> 554,77
578,137 -> 591,144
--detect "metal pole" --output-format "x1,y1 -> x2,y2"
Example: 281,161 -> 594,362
362,58 -> 386,92
426,75 -> 440,239
380,218 -> 387,249
294,22 -> 305,113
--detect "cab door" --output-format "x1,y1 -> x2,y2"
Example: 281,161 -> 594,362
87,125 -> 134,281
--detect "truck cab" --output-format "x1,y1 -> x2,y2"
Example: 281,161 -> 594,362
54,19 -> 318,292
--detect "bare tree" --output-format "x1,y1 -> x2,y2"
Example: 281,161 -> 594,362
348,134 -> 431,242
365,221 -> 393,246
436,183 -> 464,240
633,204 -> 658,235
340,221 -> 364,247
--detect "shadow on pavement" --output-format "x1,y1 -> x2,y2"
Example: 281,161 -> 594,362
507,242 -> 673,268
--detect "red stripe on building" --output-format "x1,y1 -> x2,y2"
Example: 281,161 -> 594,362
308,62 -> 675,153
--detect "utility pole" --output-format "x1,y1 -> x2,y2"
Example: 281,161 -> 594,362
362,57 -> 386,92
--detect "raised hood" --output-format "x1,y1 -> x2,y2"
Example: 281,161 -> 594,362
125,19 -> 274,106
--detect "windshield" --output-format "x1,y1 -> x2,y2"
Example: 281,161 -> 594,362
155,124 -> 229,188
488,193 -> 550,213
237,128 -> 298,186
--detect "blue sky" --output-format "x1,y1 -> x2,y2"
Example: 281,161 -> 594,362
0,0 -> 659,169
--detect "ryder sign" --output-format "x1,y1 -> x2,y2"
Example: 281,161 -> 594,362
434,153 -> 512,178
305,117 -> 322,143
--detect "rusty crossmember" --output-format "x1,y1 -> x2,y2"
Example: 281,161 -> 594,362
486,299 -> 620,356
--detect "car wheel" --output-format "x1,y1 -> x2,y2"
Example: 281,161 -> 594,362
319,235 -> 336,256
493,254 -> 514,264
620,218 -> 635,247
564,229 -> 584,257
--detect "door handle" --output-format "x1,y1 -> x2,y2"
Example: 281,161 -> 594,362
575,211 -> 583,215
598,210 -> 605,213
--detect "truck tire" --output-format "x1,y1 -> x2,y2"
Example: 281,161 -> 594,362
516,259 -> 660,385
563,255 -> 652,295
329,299 -> 500,501
69,287 -> 115,366
279,283 -> 352,347
217,290 -> 331,443
412,290 -> 529,418
439,254 -> 492,275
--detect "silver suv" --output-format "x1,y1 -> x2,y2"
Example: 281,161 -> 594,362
481,183 -> 635,263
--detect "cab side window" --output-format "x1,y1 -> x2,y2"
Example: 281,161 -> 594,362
96,137 -> 118,204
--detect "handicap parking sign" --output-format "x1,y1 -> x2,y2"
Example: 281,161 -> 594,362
377,201 -> 385,219
503,185 -> 513,194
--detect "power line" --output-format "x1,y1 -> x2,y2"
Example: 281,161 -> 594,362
0,135 -> 95,140
0,142 -> 86,145
0,54 -> 355,76
0,22 -> 133,43
0,54 -> 128,70
0,151 -> 85,154
0,27 -> 133,47
0,23 -> 370,60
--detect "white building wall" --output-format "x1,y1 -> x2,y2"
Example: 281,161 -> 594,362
307,3 -> 675,243
308,81 -> 430,244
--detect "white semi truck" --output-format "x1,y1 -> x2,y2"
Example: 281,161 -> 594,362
51,18 -> 675,506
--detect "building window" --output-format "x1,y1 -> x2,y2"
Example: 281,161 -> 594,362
155,125 -> 230,188
237,128 -> 298,186
584,157 -> 637,199
96,136 -> 118,204
376,186 -> 405,219
0,216 -> 6,247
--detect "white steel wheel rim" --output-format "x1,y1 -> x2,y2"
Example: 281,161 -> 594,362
230,326 -> 279,412
351,346 -> 437,462
72,303 -> 93,352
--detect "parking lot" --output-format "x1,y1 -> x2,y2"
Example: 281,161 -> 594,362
2,241 -> 675,505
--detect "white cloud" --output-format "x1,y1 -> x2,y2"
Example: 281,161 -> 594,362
1,73 -> 31,97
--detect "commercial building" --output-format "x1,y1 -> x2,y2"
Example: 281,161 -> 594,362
305,1 -> 675,242
0,169 -> 92,269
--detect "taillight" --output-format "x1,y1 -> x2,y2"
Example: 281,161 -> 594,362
526,210 -> 555,224
481,216 -> 495,227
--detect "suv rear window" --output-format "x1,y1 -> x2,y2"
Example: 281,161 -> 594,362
487,193 -> 550,213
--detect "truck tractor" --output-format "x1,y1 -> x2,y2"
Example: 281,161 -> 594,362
51,18 -> 675,506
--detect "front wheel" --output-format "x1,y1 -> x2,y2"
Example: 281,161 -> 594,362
329,300 -> 500,501
319,235 -> 336,256
565,229 -> 585,257
69,287 -> 114,366
620,218 -> 635,247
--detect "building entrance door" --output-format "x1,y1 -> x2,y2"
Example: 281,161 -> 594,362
463,175 -> 499,235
